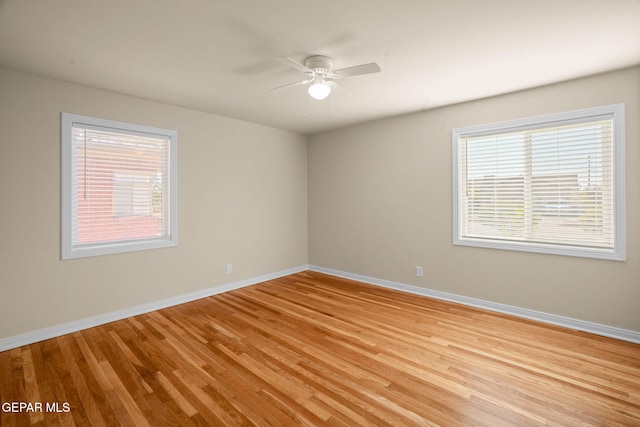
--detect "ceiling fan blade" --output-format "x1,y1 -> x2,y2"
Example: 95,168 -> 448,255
269,80 -> 308,91
334,62 -> 381,79
276,56 -> 313,74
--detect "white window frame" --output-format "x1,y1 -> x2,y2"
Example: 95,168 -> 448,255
452,104 -> 625,261
61,113 -> 178,259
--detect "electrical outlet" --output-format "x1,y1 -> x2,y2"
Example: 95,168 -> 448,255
226,264 -> 232,274
416,266 -> 424,277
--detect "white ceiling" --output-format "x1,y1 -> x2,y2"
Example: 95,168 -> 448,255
1,0 -> 639,135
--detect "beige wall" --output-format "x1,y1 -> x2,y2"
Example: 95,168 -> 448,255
309,66 -> 640,332
0,67 -> 308,340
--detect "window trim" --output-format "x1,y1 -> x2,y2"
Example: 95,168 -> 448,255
61,113 -> 178,260
452,104 -> 625,261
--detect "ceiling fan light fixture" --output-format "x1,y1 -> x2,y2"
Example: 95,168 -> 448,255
308,80 -> 331,100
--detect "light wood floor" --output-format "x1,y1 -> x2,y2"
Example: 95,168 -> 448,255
1,271 -> 639,426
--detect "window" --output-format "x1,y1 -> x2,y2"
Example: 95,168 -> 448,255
62,113 -> 177,259
114,172 -> 153,218
452,104 -> 624,260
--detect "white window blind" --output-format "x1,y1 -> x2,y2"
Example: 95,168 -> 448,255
453,104 -> 625,260
62,113 -> 177,259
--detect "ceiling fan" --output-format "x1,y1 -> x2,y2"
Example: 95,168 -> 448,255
272,55 -> 381,100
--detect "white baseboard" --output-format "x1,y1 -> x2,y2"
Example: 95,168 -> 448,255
4,263 -> 637,352
308,265 -> 640,344
0,264 -> 309,352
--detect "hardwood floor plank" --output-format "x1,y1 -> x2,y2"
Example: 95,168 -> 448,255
21,348 -> 44,425
98,360 -> 150,427
1,271 -> 639,426
154,371 -> 198,418
66,333 -> 119,426
57,336 -> 105,427
40,339 -> 76,427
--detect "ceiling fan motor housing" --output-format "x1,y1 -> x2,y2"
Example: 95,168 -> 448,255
305,55 -> 334,74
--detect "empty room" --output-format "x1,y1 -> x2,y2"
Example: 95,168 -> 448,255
1,0 -> 639,425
